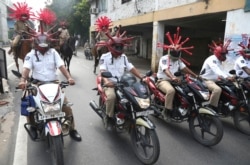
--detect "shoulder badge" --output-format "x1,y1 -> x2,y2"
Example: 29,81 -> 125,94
162,59 -> 167,65
212,60 -> 216,64
241,60 -> 245,63
25,56 -> 30,61
99,59 -> 104,65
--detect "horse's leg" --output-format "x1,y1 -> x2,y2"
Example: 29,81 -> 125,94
67,56 -> 72,73
14,56 -> 19,73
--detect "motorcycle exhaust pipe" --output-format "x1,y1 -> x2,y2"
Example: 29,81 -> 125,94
89,100 -> 104,119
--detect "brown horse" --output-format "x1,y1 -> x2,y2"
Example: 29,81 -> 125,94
14,37 -> 33,73
92,45 -> 108,74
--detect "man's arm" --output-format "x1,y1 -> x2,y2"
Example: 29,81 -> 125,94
130,67 -> 143,79
58,65 -> 75,85
18,67 -> 31,90
242,66 -> 250,75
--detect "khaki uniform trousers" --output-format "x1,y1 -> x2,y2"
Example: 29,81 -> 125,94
156,80 -> 175,110
103,87 -> 116,117
203,80 -> 222,107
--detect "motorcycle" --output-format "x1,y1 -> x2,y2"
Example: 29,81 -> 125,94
145,70 -> 224,146
89,71 -> 160,165
12,70 -> 73,165
84,47 -> 93,60
214,70 -> 250,135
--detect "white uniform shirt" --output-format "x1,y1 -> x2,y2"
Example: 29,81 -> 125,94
99,52 -> 134,82
157,55 -> 186,80
23,48 -> 64,81
200,55 -> 229,81
234,56 -> 250,78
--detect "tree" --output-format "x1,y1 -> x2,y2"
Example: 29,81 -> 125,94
47,0 -> 90,41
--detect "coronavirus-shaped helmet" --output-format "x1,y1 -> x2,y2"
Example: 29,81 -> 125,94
237,42 -> 250,59
208,39 -> 231,61
9,2 -> 35,21
95,17 -> 134,57
157,27 -> 194,63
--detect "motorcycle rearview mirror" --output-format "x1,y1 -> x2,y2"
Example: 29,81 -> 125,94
145,70 -> 153,77
174,71 -> 182,77
101,71 -> 113,78
11,70 -> 22,78
229,69 -> 236,75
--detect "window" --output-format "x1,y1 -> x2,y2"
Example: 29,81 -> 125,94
122,0 -> 131,4
97,0 -> 107,12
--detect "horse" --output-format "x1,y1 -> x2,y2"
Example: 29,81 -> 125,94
91,45 -> 108,74
13,36 -> 33,73
60,36 -> 76,73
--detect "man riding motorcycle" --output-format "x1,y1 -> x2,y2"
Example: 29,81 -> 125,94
18,28 -> 82,141
199,40 -> 235,111
234,43 -> 250,77
97,24 -> 143,130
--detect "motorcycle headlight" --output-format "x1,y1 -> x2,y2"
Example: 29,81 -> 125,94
134,97 -> 150,109
41,100 -> 61,113
199,91 -> 210,100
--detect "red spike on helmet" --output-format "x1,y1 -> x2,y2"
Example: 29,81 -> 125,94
95,16 -> 112,32
157,27 -> 194,55
37,8 -> 56,26
9,2 -> 35,21
237,44 -> 250,59
157,27 -> 194,65
208,39 -> 231,61
95,18 -> 133,57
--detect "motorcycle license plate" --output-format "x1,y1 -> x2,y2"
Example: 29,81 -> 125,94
38,112 -> 65,120
202,101 -> 210,106
136,110 -> 154,117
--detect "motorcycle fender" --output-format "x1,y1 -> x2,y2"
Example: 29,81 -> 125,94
45,121 -> 62,136
198,107 -> 217,116
136,117 -> 155,129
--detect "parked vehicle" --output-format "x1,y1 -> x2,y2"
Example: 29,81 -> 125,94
145,70 -> 224,146
13,70 -> 73,165
89,71 -> 160,165
215,70 -> 250,135
84,48 -> 93,60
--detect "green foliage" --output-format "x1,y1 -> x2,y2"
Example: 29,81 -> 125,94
48,0 -> 90,40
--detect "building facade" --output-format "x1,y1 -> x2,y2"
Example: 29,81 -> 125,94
89,0 -> 250,72
0,0 -> 11,45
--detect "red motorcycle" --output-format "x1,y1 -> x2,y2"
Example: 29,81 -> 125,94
145,70 -> 224,146
89,71 -> 160,165
214,70 -> 250,135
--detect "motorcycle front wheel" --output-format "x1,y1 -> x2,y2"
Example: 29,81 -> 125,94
48,134 -> 64,165
130,125 -> 160,165
234,109 -> 250,135
189,114 -> 224,146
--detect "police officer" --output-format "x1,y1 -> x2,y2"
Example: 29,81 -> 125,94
234,47 -> 250,77
200,40 -> 234,111
18,33 -> 82,141
98,29 -> 143,130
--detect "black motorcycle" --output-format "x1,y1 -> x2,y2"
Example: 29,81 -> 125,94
215,70 -> 250,135
89,71 -> 160,165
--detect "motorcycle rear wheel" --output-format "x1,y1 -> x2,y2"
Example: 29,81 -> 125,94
130,125 -> 160,165
189,114 -> 223,146
48,134 -> 64,165
234,109 -> 250,135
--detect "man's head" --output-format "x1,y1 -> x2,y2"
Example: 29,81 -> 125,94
34,34 -> 50,55
20,14 -> 29,21
214,46 -> 227,61
209,39 -> 231,62
107,36 -> 124,57
169,49 -> 181,61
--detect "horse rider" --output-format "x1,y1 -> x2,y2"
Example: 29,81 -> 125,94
8,2 -> 34,56
58,21 -> 70,47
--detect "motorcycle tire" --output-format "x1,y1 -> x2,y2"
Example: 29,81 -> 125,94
48,134 -> 64,165
189,114 -> 224,146
233,110 -> 250,135
130,125 -> 160,165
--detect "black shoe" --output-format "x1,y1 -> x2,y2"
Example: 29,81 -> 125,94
29,126 -> 38,140
69,130 -> 82,141
161,109 -> 172,120
104,116 -> 114,131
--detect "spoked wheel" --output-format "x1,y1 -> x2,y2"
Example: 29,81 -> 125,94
48,135 -> 64,165
189,114 -> 223,146
130,125 -> 160,165
234,109 -> 250,135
